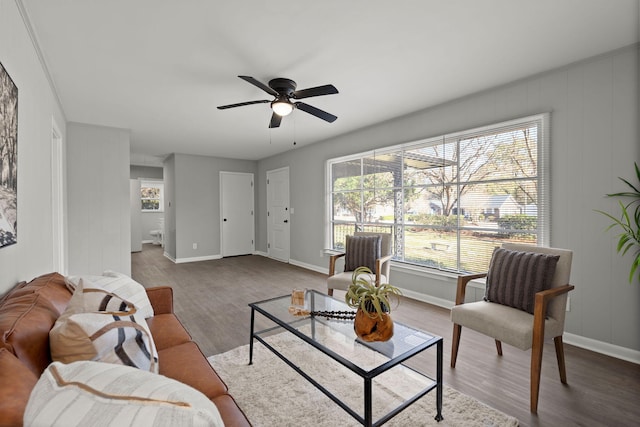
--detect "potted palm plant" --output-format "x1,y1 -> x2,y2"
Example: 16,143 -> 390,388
345,266 -> 402,342
597,162 -> 640,283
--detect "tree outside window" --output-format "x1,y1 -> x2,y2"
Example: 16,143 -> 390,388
327,114 -> 548,274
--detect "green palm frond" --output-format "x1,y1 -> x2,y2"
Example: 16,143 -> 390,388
596,162 -> 640,283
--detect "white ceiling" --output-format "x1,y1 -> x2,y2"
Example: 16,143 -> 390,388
21,0 -> 639,165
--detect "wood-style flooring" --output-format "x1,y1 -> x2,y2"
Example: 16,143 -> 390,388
132,244 -> 640,427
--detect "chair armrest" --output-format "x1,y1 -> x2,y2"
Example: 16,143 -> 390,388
145,286 -> 174,315
375,254 -> 394,285
533,284 -> 574,320
454,273 -> 487,305
536,284 -> 575,301
329,253 -> 346,276
532,284 -> 574,345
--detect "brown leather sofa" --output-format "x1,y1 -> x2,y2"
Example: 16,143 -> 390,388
0,272 -> 251,426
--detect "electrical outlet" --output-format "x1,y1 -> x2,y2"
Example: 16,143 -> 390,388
566,296 -> 571,311
193,243 -> 197,250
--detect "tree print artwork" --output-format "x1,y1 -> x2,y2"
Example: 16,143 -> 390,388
0,61 -> 18,248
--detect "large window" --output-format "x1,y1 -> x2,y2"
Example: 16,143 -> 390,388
327,114 -> 549,274
141,181 -> 164,212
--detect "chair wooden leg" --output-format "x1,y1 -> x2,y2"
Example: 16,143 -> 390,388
530,330 -> 545,413
328,288 -> 334,297
495,340 -> 503,356
451,323 -> 462,368
554,336 -> 568,383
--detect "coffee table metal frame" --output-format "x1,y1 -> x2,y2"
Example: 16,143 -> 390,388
248,290 -> 443,427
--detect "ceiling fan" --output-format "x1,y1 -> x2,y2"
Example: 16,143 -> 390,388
217,76 -> 338,128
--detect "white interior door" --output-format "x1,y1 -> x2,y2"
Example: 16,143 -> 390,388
267,167 -> 290,262
220,172 -> 255,257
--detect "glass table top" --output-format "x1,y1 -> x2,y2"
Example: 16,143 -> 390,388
250,290 -> 440,374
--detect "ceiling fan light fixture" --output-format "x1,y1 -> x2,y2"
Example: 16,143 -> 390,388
271,99 -> 294,116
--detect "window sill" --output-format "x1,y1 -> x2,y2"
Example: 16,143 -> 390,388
391,261 -> 487,289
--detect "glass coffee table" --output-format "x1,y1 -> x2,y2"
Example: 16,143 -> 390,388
249,290 -> 443,426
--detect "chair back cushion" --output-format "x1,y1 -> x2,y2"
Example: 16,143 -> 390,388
501,243 -> 573,322
344,235 -> 381,272
484,247 -> 559,314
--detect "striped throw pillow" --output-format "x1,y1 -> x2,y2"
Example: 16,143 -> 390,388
50,281 -> 159,373
65,271 -> 154,318
344,235 -> 382,273
484,247 -> 559,314
24,361 -> 224,427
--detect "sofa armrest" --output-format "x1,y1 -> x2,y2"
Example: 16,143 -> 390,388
146,286 -> 174,315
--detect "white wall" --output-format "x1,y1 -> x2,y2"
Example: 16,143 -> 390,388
0,0 -> 67,292
257,45 -> 640,359
66,122 -> 131,276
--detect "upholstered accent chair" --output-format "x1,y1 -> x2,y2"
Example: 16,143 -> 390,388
450,243 -> 574,413
327,232 -> 393,297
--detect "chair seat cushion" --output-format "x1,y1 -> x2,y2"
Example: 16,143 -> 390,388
451,301 -> 561,350
344,235 -> 381,272
327,271 -> 388,292
484,247 -> 559,314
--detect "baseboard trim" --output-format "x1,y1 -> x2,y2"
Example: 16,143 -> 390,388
163,252 -> 222,264
399,288 -> 455,310
289,258 -> 327,274
175,254 -> 222,264
563,332 -> 640,365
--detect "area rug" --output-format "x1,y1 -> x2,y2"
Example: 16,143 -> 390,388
208,330 -> 519,427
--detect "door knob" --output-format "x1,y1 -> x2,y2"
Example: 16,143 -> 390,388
223,218 -> 227,222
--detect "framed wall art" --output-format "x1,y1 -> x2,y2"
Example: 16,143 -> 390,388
0,61 -> 18,248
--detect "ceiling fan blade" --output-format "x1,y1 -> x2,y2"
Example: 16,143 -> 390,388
292,84 -> 338,99
238,76 -> 279,97
217,100 -> 270,110
295,102 -> 337,123
269,112 -> 282,128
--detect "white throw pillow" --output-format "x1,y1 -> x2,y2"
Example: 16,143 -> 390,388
24,361 -> 224,427
50,281 -> 159,373
65,271 -> 154,318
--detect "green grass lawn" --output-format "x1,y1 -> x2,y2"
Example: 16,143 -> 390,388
334,224 -> 535,273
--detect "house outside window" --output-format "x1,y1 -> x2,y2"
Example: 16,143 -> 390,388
141,181 -> 164,212
326,114 -> 549,274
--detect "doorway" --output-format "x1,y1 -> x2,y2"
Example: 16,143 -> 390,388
220,172 -> 255,257
266,167 -> 290,262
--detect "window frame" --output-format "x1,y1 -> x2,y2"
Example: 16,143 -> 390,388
140,180 -> 164,213
325,113 -> 550,274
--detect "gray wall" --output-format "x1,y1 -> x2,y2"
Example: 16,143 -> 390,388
164,153 -> 257,261
0,0 -> 67,292
257,45 -> 640,356
67,122 -> 131,275
130,165 -> 163,180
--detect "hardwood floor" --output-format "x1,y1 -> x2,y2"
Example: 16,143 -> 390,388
132,244 -> 640,427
